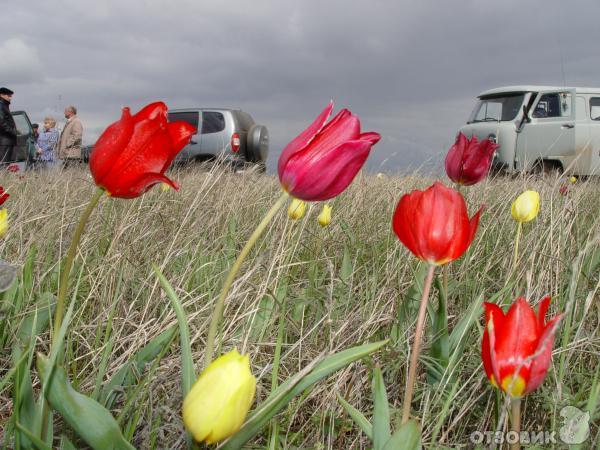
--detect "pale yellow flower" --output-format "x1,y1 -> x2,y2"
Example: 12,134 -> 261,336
0,209 -> 7,238
511,190 -> 540,223
160,182 -> 171,192
317,204 -> 332,227
569,176 -> 577,184
287,198 -> 306,220
183,349 -> 256,444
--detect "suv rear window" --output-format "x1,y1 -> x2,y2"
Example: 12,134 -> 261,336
202,112 -> 225,134
168,112 -> 199,131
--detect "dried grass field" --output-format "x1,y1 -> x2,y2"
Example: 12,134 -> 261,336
0,165 -> 598,449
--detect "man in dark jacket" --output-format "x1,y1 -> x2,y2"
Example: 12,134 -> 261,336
0,87 -> 17,163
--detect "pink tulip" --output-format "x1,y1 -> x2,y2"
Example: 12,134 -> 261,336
445,133 -> 497,186
278,102 -> 380,201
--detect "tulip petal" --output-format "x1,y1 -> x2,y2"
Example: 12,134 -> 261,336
482,302 -> 505,383
485,308 -> 503,389
112,173 -> 179,199
302,110 -> 360,157
90,108 -> 135,184
278,102 -> 334,176
392,190 -> 423,259
284,138 -> 373,201
359,131 -> 382,145
525,314 -> 563,394
167,121 -> 196,156
537,295 -> 551,329
133,101 -> 168,123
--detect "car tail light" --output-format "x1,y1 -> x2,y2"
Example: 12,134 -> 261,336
231,133 -> 241,153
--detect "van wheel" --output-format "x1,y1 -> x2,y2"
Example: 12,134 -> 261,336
532,160 -> 562,177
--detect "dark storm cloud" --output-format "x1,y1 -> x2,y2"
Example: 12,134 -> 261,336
2,0 -> 599,172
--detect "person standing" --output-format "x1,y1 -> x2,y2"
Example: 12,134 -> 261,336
36,117 -> 59,169
0,87 -> 17,164
57,105 -> 83,166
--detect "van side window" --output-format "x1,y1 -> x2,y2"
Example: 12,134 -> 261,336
590,98 -> 600,120
532,93 -> 571,118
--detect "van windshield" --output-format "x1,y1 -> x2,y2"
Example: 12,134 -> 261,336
467,94 -> 525,123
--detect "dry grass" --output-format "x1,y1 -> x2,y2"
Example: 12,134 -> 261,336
0,165 -> 598,449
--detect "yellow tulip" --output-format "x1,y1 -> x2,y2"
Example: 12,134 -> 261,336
0,209 -> 7,238
317,204 -> 332,227
569,176 -> 577,184
183,349 -> 256,444
288,198 -> 306,220
511,190 -> 540,223
160,182 -> 171,192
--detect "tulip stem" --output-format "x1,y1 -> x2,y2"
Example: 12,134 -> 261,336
53,188 -> 105,343
512,222 -> 522,273
510,398 -> 522,450
204,192 -> 289,369
41,187 -> 104,441
401,264 -> 436,424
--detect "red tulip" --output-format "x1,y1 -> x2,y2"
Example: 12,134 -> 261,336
90,102 -> 195,199
482,296 -> 563,398
392,182 -> 482,265
0,187 -> 8,206
445,133 -> 497,186
278,102 -> 380,201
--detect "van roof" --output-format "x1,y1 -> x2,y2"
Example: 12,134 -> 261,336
478,85 -> 600,97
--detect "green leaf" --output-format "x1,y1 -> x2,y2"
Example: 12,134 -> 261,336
36,354 -> 135,450
339,245 -> 353,282
100,326 -> 177,408
153,265 -> 195,395
220,340 -> 388,450
336,393 -> 373,440
382,420 -> 422,450
426,278 -> 449,385
391,263 -> 427,346
372,367 -> 391,450
15,422 -> 53,450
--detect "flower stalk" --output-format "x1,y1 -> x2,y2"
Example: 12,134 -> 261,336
510,397 -> 521,450
401,264 -> 436,424
53,187 -> 104,343
204,192 -> 289,368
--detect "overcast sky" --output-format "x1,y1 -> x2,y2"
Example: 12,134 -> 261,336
2,0 -> 599,173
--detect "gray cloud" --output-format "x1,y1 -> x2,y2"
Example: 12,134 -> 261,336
3,0 -> 599,173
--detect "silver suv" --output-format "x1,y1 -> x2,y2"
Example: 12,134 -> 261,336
167,108 -> 269,169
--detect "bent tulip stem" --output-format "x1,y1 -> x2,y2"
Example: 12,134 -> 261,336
401,264 -> 436,424
204,192 -> 289,369
512,222 -> 522,274
510,398 -> 521,450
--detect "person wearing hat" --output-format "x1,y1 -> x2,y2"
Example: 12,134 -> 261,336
0,87 -> 17,163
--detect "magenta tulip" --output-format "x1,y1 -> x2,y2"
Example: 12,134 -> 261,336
278,102 -> 381,201
445,132 -> 497,186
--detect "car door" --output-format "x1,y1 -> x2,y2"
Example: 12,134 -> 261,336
200,111 -> 227,156
515,89 -> 576,171
11,111 -> 33,161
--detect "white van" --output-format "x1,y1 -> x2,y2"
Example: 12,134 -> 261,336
459,86 -> 600,175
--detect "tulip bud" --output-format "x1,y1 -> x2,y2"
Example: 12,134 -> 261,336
511,190 -> 540,223
0,209 -> 7,238
317,204 -> 332,227
183,349 -> 256,444
288,198 -> 306,220
160,182 -> 171,192
569,176 -> 577,184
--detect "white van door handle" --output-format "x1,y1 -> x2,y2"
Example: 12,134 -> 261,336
561,124 -> 574,129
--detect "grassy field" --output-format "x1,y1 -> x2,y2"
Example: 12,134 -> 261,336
0,165 -> 598,449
